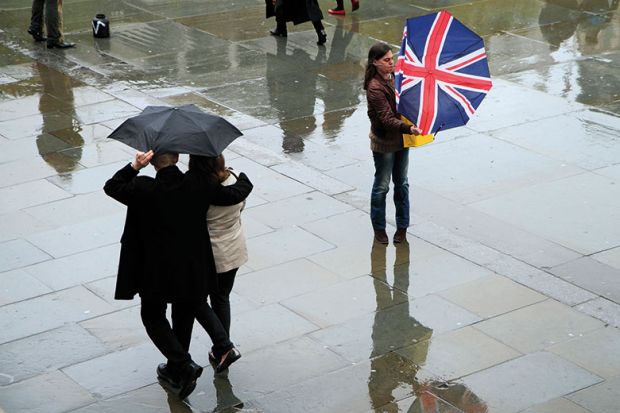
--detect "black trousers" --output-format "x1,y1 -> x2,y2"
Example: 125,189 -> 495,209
140,298 -> 194,368
29,0 -> 61,42
211,268 -> 238,337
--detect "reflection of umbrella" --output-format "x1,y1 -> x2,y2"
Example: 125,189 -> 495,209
395,10 -> 492,135
107,104 -> 242,156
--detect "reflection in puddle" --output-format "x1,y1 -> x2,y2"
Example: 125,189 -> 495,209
35,62 -> 83,177
369,242 -> 488,412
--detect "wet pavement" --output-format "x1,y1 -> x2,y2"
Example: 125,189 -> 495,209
0,0 -> 619,412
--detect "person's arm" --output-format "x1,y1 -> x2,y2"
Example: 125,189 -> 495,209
103,151 -> 153,205
210,173 -> 254,206
368,84 -> 420,135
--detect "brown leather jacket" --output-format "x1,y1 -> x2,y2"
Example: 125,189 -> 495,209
366,73 -> 411,153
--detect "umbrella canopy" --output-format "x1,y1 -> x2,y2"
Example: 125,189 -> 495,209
107,104 -> 243,156
395,10 -> 492,135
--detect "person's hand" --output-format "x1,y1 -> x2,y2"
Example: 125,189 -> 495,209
131,150 -> 154,170
272,0 -> 276,5
410,125 -> 422,136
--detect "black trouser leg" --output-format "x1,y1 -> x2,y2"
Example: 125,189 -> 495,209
334,0 -> 344,9
195,301 -> 233,358
141,298 -> 192,369
312,20 -> 325,34
44,0 -> 61,42
211,268 -> 238,337
172,302 -> 194,352
29,0 -> 44,33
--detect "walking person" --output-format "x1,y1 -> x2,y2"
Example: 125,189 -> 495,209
364,42 -> 421,244
188,154 -> 248,373
266,0 -> 328,45
28,0 -> 75,48
104,150 -> 253,399
328,0 -> 359,15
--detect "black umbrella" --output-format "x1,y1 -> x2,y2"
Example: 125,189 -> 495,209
107,104 -> 243,156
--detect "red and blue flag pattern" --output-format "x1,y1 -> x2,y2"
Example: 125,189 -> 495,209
395,10 -> 492,135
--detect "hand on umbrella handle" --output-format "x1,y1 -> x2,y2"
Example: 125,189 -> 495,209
409,125 -> 422,136
131,150 -> 154,170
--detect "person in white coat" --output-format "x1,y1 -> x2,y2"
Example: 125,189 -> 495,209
188,154 -> 249,373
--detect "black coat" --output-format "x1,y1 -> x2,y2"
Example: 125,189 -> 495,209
104,163 -> 253,303
265,0 -> 323,25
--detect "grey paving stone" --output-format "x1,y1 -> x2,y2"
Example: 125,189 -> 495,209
231,303 -> 319,354
243,190 -> 354,229
271,162 -> 354,195
0,179 -> 71,215
0,324 -> 108,385
23,243 -> 120,290
475,299 -> 604,353
591,246 -> 620,271
508,269 -> 597,307
550,257 -> 620,304
408,294 -> 482,334
548,326 -> 620,380
461,352 -> 603,413
397,326 -> 521,381
567,376 -> 620,413
46,161 -> 129,195
518,397 -> 592,413
234,258 -> 343,305
281,276 -> 409,328
0,286 -> 115,345
576,297 -> 620,328
438,274 -> 546,318
245,226 -> 334,271
63,342 -> 162,399
0,268 -> 51,306
472,172 -> 620,255
308,301 -> 433,364
0,238 -> 50,273
25,214 -> 123,258
0,371 -> 95,413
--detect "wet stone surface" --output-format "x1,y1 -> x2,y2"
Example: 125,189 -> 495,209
0,0 -> 619,412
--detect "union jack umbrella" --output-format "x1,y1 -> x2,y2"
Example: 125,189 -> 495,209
395,10 -> 492,135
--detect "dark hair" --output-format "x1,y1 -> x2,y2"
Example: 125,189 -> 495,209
188,154 -> 229,183
363,42 -> 392,90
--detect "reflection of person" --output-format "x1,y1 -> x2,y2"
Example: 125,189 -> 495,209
328,0 -> 359,15
265,0 -> 328,45
321,17 -> 360,137
368,242 -> 432,412
364,42 -> 420,244
35,61 -> 82,176
266,39 -> 322,153
211,374 -> 245,412
189,154 -> 248,374
103,150 -> 253,399
28,0 -> 75,49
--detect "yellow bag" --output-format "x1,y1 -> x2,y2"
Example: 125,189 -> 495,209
401,116 -> 434,147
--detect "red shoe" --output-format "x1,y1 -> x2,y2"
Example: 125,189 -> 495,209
328,8 -> 346,15
351,0 -> 359,11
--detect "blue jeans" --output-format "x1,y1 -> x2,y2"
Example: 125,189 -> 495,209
371,149 -> 410,230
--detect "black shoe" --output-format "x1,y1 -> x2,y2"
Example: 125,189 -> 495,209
215,348 -> 241,374
317,30 -> 327,46
27,28 -> 46,42
208,351 -> 218,367
178,361 -> 203,399
157,363 -> 182,394
47,41 -> 75,49
269,28 -> 287,37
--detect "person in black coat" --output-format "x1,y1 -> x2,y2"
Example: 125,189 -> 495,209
104,150 -> 253,399
265,0 -> 327,45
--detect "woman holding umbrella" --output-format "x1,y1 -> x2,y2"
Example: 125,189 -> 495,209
364,42 -> 421,244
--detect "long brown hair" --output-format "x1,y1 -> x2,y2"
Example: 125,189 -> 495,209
188,154 -> 229,183
363,42 -> 392,90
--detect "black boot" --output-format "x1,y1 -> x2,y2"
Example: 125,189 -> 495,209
270,21 -> 287,37
313,21 -> 327,45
